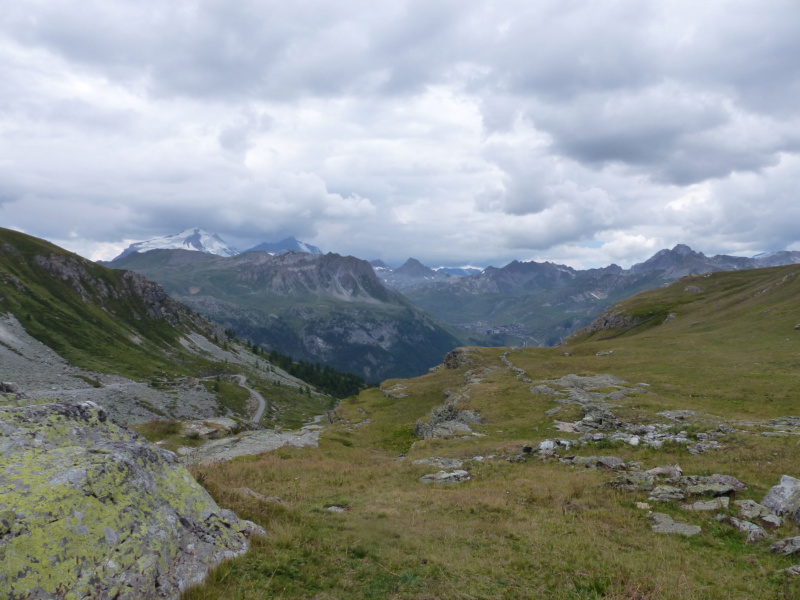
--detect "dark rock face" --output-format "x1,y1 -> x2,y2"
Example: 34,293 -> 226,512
1,399 -> 264,600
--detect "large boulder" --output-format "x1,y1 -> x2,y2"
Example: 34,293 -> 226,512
0,399 -> 264,599
762,475 -> 800,524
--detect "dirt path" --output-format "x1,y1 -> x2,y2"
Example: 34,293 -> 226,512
234,375 -> 266,423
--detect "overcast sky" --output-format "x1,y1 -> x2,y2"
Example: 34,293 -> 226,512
2,0 -> 799,268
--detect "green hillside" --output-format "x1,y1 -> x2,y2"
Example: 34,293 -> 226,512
185,265 -> 800,599
0,228 -> 336,427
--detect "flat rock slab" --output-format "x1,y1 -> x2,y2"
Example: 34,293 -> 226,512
413,457 -> 464,469
420,470 -> 471,484
729,517 -> 769,543
682,497 -> 730,512
649,486 -> 686,502
771,536 -> 800,556
186,426 -> 321,465
651,513 -> 701,536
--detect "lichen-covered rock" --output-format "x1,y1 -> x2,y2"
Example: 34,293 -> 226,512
729,517 -> 769,543
419,470 -> 471,484
0,400 -> 264,600
762,475 -> 800,524
771,536 -> 800,556
650,513 -> 701,536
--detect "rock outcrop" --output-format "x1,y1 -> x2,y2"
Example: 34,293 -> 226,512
1,399 -> 263,599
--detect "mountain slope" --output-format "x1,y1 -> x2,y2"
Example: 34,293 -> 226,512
0,227 -> 334,426
106,250 -> 472,381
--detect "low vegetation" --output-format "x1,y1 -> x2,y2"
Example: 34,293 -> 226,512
183,265 -> 800,599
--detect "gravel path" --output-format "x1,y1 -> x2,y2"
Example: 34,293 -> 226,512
234,375 -> 266,423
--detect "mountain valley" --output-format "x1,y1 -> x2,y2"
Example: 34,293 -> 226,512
4,227 -> 800,598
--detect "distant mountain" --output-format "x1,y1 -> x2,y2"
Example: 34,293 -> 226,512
244,236 -> 322,256
113,227 -> 239,261
435,266 -> 483,277
106,250 -> 474,382
374,258 -> 458,290
392,244 -> 800,347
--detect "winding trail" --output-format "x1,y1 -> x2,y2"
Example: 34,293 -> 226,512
234,375 -> 266,423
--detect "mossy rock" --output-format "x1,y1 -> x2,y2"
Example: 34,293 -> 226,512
0,400 -> 264,599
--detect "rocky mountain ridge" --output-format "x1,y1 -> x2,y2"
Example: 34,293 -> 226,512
106,249 -> 471,382
377,244 -> 800,346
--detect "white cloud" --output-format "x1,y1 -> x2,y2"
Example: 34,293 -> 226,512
1,0 -> 799,268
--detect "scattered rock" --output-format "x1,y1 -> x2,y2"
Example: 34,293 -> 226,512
761,514 -> 784,530
649,486 -> 686,502
735,499 -> 773,520
326,506 -> 347,513
770,536 -> 800,556
646,465 -> 683,478
684,285 -> 703,293
650,513 -> 701,536
762,475 -> 800,524
685,483 -> 737,497
608,472 -> 656,492
233,488 -> 282,503
419,470 -> 471,484
636,502 -> 651,510
681,497 -> 730,512
413,457 -> 464,469
729,517 -> 769,543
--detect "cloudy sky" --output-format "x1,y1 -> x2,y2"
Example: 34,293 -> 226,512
2,0 -> 799,268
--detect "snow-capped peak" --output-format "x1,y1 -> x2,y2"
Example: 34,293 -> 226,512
113,228 -> 240,261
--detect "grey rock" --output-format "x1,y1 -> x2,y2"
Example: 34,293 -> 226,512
413,457 -> 464,469
770,536 -> 800,556
651,513 -> 701,536
735,499 -> 772,520
1,400 -> 264,600
761,514 -> 784,530
608,472 -> 655,492
729,517 -> 769,543
685,483 -> 736,497
762,475 -> 800,524
419,469 -> 471,484
681,497 -> 730,512
646,464 -> 683,478
649,486 -> 686,502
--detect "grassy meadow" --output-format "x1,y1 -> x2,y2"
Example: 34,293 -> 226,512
182,265 -> 800,599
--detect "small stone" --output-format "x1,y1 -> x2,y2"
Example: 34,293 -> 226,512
770,536 -> 800,556
636,502 -> 651,510
761,514 -> 783,530
729,517 -> 769,543
681,497 -> 730,512
646,465 -> 683,478
326,506 -> 346,513
629,436 -> 640,446
649,486 -> 686,502
651,513 -> 701,536
735,499 -> 772,520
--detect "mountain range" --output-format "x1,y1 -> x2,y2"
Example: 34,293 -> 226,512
104,249 -> 476,382
103,227 -> 800,378
112,227 -> 323,261
375,244 -> 800,346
